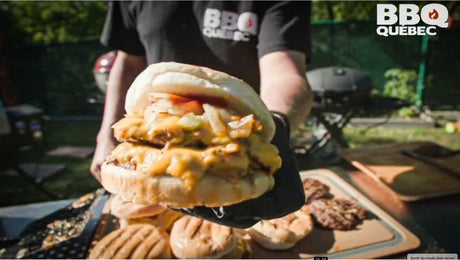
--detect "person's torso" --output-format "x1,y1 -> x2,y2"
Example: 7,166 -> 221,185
130,1 -> 268,90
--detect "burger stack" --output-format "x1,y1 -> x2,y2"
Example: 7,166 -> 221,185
90,63 -> 284,259
100,62 -> 282,208
89,63 -> 369,259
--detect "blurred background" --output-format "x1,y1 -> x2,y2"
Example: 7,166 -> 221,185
0,1 -> 459,206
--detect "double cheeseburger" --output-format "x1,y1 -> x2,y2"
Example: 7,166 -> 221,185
101,62 -> 282,208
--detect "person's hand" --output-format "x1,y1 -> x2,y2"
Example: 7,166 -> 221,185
174,112 -> 305,228
90,126 -> 117,182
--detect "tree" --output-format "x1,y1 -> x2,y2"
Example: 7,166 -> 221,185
312,1 -> 378,21
1,1 -> 107,45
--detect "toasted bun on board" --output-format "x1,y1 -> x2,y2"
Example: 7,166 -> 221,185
246,206 -> 314,250
101,62 -> 281,208
169,215 -> 249,259
88,224 -> 171,259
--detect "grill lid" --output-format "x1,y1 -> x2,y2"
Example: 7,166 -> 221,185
307,67 -> 373,96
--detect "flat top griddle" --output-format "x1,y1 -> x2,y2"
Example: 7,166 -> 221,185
0,189 -> 107,259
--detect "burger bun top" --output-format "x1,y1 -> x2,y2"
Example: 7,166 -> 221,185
125,62 -> 275,142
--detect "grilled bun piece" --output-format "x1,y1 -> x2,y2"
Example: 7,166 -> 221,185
170,215 -> 243,259
101,62 -> 281,208
246,206 -> 314,250
88,224 -> 171,259
110,194 -> 166,219
223,235 -> 252,259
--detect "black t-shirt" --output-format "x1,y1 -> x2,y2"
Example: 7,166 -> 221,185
101,1 -> 311,91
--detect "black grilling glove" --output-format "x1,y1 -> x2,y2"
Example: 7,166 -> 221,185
174,112 -> 305,228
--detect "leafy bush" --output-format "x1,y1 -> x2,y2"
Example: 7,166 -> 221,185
397,106 -> 417,118
383,69 -> 418,103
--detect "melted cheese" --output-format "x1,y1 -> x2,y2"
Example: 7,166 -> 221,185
110,106 -> 280,192
113,112 -> 260,147
113,115 -> 189,145
109,135 -> 281,192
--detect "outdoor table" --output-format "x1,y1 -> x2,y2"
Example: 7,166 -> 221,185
334,166 -> 460,254
0,166 -> 458,257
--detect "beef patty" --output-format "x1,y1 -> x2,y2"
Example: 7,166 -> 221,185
309,198 -> 367,230
302,178 -> 331,204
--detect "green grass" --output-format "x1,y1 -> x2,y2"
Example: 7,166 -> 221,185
1,121 -> 459,207
0,122 -> 102,207
344,126 -> 460,150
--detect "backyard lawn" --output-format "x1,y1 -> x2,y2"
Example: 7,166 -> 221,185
0,122 -> 101,206
1,121 -> 459,207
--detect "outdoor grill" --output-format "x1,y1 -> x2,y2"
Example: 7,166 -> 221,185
307,66 -> 373,107
93,51 -> 117,94
299,66 -> 408,157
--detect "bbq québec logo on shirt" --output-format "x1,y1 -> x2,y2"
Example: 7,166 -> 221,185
202,8 -> 258,42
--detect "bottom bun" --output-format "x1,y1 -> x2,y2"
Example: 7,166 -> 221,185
110,194 -> 166,219
88,224 -> 171,259
246,206 -> 314,250
119,209 -> 184,231
101,163 -> 274,208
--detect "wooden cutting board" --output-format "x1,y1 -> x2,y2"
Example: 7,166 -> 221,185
89,169 -> 420,259
340,142 -> 460,201
245,169 -> 420,259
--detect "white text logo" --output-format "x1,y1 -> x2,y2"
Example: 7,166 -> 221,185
203,8 -> 258,42
376,4 -> 448,37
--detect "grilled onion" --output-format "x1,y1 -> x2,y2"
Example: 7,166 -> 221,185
203,103 -> 226,135
178,113 -> 202,131
228,114 -> 254,139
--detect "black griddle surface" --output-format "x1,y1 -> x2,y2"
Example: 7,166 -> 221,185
0,189 -> 107,259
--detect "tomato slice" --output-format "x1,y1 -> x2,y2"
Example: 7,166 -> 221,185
183,95 -> 227,108
148,92 -> 227,115
149,93 -> 191,104
150,93 -> 227,107
168,94 -> 193,104
180,101 -> 204,115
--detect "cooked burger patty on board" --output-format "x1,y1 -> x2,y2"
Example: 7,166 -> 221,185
309,198 -> 367,230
